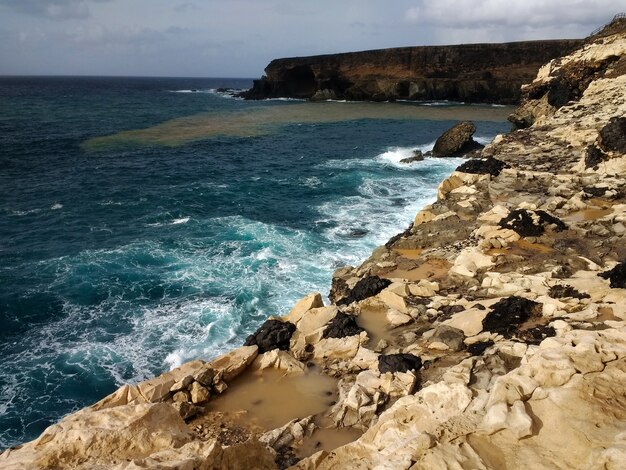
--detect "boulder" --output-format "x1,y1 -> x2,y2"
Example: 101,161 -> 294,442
432,121 -> 484,158
378,353 -> 422,374
322,312 -> 365,339
244,319 -> 296,353
189,382 -> 210,404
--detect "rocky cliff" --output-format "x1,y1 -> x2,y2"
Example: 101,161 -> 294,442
2,19 -> 626,470
241,40 -> 582,104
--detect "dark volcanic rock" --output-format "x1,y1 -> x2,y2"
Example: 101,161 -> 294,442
400,150 -> 424,164
585,144 -> 609,169
499,209 -> 567,237
519,325 -> 557,345
598,116 -> 626,154
329,276 -> 351,305
378,353 -> 423,374
244,319 -> 296,353
482,296 -> 541,336
337,276 -> 392,306
456,157 -> 508,176
467,340 -> 494,356
598,261 -> 626,288
432,122 -> 484,158
549,284 -> 590,299
322,312 -> 364,339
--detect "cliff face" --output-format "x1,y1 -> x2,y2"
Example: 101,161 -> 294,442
3,22 -> 626,470
241,40 -> 582,104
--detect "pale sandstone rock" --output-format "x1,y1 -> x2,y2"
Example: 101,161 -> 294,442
254,349 -> 306,373
207,345 -> 258,382
260,416 -> 315,451
284,292 -> 324,323
189,382 -> 210,404
443,308 -> 488,337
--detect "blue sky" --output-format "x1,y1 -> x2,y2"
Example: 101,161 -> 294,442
0,0 -> 622,77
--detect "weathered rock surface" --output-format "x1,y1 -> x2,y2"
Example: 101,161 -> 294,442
244,319 -> 297,353
241,40 -> 582,104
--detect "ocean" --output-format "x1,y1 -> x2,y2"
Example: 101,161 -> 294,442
0,76 -> 511,447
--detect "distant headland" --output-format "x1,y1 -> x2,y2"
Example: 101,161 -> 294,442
240,39 -> 582,104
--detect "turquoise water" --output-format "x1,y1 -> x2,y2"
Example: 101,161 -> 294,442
0,76 -> 510,447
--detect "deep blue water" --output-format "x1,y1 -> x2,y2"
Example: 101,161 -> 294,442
0,76 -> 510,447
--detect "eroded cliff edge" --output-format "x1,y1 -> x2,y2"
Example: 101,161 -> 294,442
241,40 -> 582,104
2,19 -> 626,470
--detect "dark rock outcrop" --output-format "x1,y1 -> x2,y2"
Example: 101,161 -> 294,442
244,319 -> 296,353
598,117 -> 626,153
400,150 -> 424,164
499,209 -> 567,237
432,121 -> 483,158
456,157 -> 508,176
482,296 -> 541,336
467,340 -> 494,356
241,40 -> 582,104
430,325 -> 465,352
322,312 -> 364,339
336,276 -> 392,306
599,261 -> 626,288
378,353 -> 423,374
549,284 -> 590,299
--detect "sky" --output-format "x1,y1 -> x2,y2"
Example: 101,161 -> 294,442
0,0 -> 623,78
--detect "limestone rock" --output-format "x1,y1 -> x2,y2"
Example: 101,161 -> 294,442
207,345 -> 258,382
189,382 -> 210,404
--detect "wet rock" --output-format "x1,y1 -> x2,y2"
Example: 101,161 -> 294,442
456,156 -> 508,176
430,325 -> 465,352
337,275 -> 392,306
549,284 -> 590,299
432,121 -> 484,158
598,116 -> 626,153
498,209 -> 567,237
585,144 -> 609,169
482,296 -> 541,336
378,353 -> 423,373
244,319 -> 296,353
467,340 -> 494,356
400,150 -> 424,163
322,312 -> 365,339
598,261 -> 626,288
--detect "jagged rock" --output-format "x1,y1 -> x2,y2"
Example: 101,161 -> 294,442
378,353 -> 422,373
432,121 -> 484,158
193,366 -> 216,387
285,292 -> 325,322
456,156 -> 508,176
548,284 -> 590,299
260,416 -> 315,451
498,209 -> 567,237
189,382 -> 210,404
322,312 -> 364,339
399,150 -> 424,163
482,296 -> 541,336
170,375 -> 194,393
254,349 -> 306,373
244,319 -> 296,353
337,275 -> 392,306
585,144 -> 609,169
467,340 -> 494,356
430,325 -> 465,352
599,261 -> 626,288
172,391 -> 190,403
598,116 -> 626,153
171,401 -> 202,420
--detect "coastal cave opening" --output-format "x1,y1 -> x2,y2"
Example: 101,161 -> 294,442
284,65 -> 317,98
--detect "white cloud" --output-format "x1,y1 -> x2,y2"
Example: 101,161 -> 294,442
405,0 -> 623,29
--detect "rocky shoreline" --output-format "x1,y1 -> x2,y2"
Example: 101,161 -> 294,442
2,18 -> 626,470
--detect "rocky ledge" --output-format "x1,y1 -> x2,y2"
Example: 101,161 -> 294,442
3,19 -> 626,470
240,40 -> 582,104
